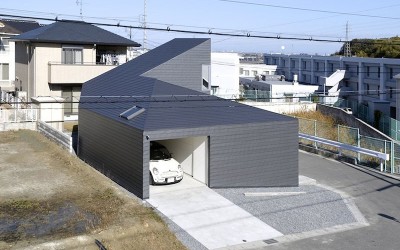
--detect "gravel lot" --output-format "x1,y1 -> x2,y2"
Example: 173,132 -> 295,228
214,185 -> 357,234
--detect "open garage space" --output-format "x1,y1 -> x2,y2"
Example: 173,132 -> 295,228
147,174 -> 283,249
156,136 -> 209,185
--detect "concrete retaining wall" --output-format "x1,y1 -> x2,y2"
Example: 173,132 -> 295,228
241,101 -> 317,114
0,122 -> 36,131
317,104 -> 392,141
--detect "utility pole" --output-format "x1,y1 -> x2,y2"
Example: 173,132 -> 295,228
76,0 -> 83,20
143,0 -> 147,50
344,21 -> 351,57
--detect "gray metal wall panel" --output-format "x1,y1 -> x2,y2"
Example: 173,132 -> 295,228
78,109 -> 146,198
143,40 -> 210,93
208,120 -> 298,187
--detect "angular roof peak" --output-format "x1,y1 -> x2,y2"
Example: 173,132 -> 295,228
12,21 -> 140,47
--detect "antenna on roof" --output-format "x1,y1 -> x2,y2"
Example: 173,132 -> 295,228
76,0 -> 83,20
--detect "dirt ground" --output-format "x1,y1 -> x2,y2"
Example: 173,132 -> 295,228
0,130 -> 186,250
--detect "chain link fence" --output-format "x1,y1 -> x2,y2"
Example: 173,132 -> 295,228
297,117 -> 399,174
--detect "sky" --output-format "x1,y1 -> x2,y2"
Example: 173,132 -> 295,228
1,0 -> 400,55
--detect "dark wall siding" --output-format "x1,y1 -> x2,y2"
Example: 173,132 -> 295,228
143,40 -> 210,93
78,109 -> 146,198
208,120 -> 298,187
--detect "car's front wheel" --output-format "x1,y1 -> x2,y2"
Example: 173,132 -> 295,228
149,172 -> 155,185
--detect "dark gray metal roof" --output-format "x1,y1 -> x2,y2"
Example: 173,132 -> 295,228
0,19 -> 41,35
12,21 -> 140,47
81,38 -> 295,131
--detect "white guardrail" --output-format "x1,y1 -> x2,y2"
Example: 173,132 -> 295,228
299,133 -> 389,163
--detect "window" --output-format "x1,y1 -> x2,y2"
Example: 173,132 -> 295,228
262,71 -> 268,75
366,66 -> 370,77
243,70 -> 249,76
366,84 -> 370,95
390,68 -> 394,79
0,38 -> 9,51
390,87 -> 393,99
62,47 -> 83,64
314,76 -> 319,84
120,106 -> 145,120
0,63 -> 9,80
202,64 -> 210,91
239,68 -> 243,75
282,60 -> 286,66
345,64 -> 349,71
377,86 -> 380,96
62,86 -> 81,114
315,62 -> 319,71
303,61 -> 307,69
378,67 -> 381,78
357,65 -> 359,75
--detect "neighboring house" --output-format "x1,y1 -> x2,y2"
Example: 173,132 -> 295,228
78,38 -> 299,199
240,75 -> 319,103
211,52 -> 240,97
12,21 -> 140,116
0,19 -> 40,93
265,53 -> 400,118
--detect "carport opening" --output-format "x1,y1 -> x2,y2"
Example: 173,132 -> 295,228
149,136 -> 209,186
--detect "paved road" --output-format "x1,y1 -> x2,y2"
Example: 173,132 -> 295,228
262,152 -> 400,250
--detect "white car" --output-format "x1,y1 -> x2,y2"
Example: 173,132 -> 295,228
149,142 -> 183,185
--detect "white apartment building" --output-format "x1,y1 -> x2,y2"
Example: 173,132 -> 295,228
211,52 -> 240,97
265,54 -> 400,118
239,63 -> 277,77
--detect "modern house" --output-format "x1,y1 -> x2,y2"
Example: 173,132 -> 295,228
0,19 -> 40,94
78,38 -> 299,199
211,52 -> 240,97
264,53 -> 400,119
12,21 -> 140,116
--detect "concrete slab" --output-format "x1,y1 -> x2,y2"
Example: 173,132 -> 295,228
147,176 -> 283,249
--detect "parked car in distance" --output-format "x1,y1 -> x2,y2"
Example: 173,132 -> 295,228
149,141 -> 183,185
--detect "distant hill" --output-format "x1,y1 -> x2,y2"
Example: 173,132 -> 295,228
334,37 -> 400,58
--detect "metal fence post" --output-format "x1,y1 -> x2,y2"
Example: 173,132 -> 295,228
357,128 -> 360,164
314,120 -> 317,149
391,141 -> 395,174
384,140 -> 387,172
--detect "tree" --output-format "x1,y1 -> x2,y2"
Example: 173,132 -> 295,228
334,37 -> 400,58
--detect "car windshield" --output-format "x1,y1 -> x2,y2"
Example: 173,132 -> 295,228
151,147 -> 171,160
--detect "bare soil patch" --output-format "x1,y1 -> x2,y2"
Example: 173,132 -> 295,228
0,130 -> 185,250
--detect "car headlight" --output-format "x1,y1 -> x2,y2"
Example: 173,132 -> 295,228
178,165 -> 182,172
153,168 -> 159,175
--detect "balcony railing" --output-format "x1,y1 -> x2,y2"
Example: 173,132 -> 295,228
48,62 -> 117,84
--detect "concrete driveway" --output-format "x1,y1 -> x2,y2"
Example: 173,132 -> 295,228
147,175 -> 283,249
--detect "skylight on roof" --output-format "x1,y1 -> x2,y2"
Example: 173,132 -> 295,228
119,106 -> 145,120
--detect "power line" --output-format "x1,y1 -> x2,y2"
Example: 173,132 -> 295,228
218,0 -> 400,21
0,13 -> 350,44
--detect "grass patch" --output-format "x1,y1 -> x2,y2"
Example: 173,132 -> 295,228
63,122 -> 78,133
0,130 -> 186,249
